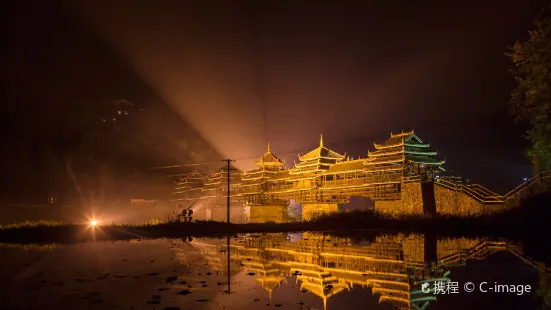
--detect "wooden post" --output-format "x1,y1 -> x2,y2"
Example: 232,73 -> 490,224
227,235 -> 231,295
227,159 -> 230,224
224,159 -> 235,224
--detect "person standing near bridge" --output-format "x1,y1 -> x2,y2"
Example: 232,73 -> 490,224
187,209 -> 193,222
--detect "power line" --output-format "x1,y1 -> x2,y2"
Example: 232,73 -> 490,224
149,161 -> 225,170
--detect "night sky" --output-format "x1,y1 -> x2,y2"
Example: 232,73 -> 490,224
2,0 -> 548,193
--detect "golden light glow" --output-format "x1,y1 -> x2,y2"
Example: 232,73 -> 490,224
89,219 -> 98,227
172,130 -> 550,220
190,233 -> 543,310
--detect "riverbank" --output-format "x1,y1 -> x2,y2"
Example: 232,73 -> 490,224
0,192 -> 549,244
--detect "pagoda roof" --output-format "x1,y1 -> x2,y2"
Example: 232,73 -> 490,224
174,179 -> 204,189
391,130 -> 415,138
368,146 -> 404,157
204,179 -> 242,187
174,172 -> 206,192
300,282 -> 348,296
205,171 -> 242,180
204,166 -> 243,187
175,170 -> 206,184
405,155 -> 446,166
255,275 -> 286,291
295,157 -> 337,167
186,170 -> 206,179
269,170 -> 292,181
299,282 -> 349,309
253,143 -> 285,166
373,130 -> 423,150
242,167 -> 281,181
404,146 -> 437,156
255,275 -> 287,304
323,159 -> 367,174
289,164 -> 333,175
367,130 -> 445,168
364,154 -> 405,165
298,135 -> 345,162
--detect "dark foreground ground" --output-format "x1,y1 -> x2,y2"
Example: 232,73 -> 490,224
1,193 -> 550,260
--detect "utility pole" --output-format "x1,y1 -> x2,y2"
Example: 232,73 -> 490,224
223,159 -> 236,224
223,159 -> 235,296
227,235 -> 231,295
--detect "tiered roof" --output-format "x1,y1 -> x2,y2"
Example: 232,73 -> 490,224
253,143 -> 285,167
242,143 -> 284,182
364,130 -> 445,169
256,274 -> 286,303
239,248 -> 287,303
173,170 -> 206,194
270,170 -> 292,181
204,165 -> 242,189
199,244 -> 225,272
296,269 -> 349,310
290,135 -> 345,175
323,158 -> 367,174
173,129 -> 449,201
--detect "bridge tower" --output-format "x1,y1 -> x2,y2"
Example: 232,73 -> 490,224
243,143 -> 289,223
369,130 -> 446,216
289,135 -> 347,220
171,170 -> 209,219
203,164 -> 246,222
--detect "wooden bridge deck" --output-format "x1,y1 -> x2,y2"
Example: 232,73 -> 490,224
177,170 -> 550,209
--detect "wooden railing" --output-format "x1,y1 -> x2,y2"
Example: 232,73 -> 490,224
502,170 -> 551,199
269,183 -> 299,191
235,184 -> 263,195
403,175 -> 421,183
435,241 -> 508,268
186,169 -> 550,206
434,178 -> 503,204
321,173 -> 402,188
468,184 -> 500,197
506,243 -> 551,273
434,170 -> 551,205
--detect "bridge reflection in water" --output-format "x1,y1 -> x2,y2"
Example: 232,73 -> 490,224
177,233 -> 550,310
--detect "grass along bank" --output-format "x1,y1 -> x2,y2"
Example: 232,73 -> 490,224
0,192 -> 548,244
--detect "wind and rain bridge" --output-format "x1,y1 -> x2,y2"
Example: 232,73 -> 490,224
172,130 -> 550,223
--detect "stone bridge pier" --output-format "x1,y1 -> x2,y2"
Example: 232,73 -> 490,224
301,203 -> 341,221
249,205 -> 289,223
373,179 -> 506,218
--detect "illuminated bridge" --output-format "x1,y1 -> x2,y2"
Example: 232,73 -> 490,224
172,130 -> 551,222
183,233 -> 549,310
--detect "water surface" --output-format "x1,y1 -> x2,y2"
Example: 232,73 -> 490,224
0,232 -> 549,310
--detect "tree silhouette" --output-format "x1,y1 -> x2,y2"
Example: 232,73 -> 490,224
507,5 -> 551,173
